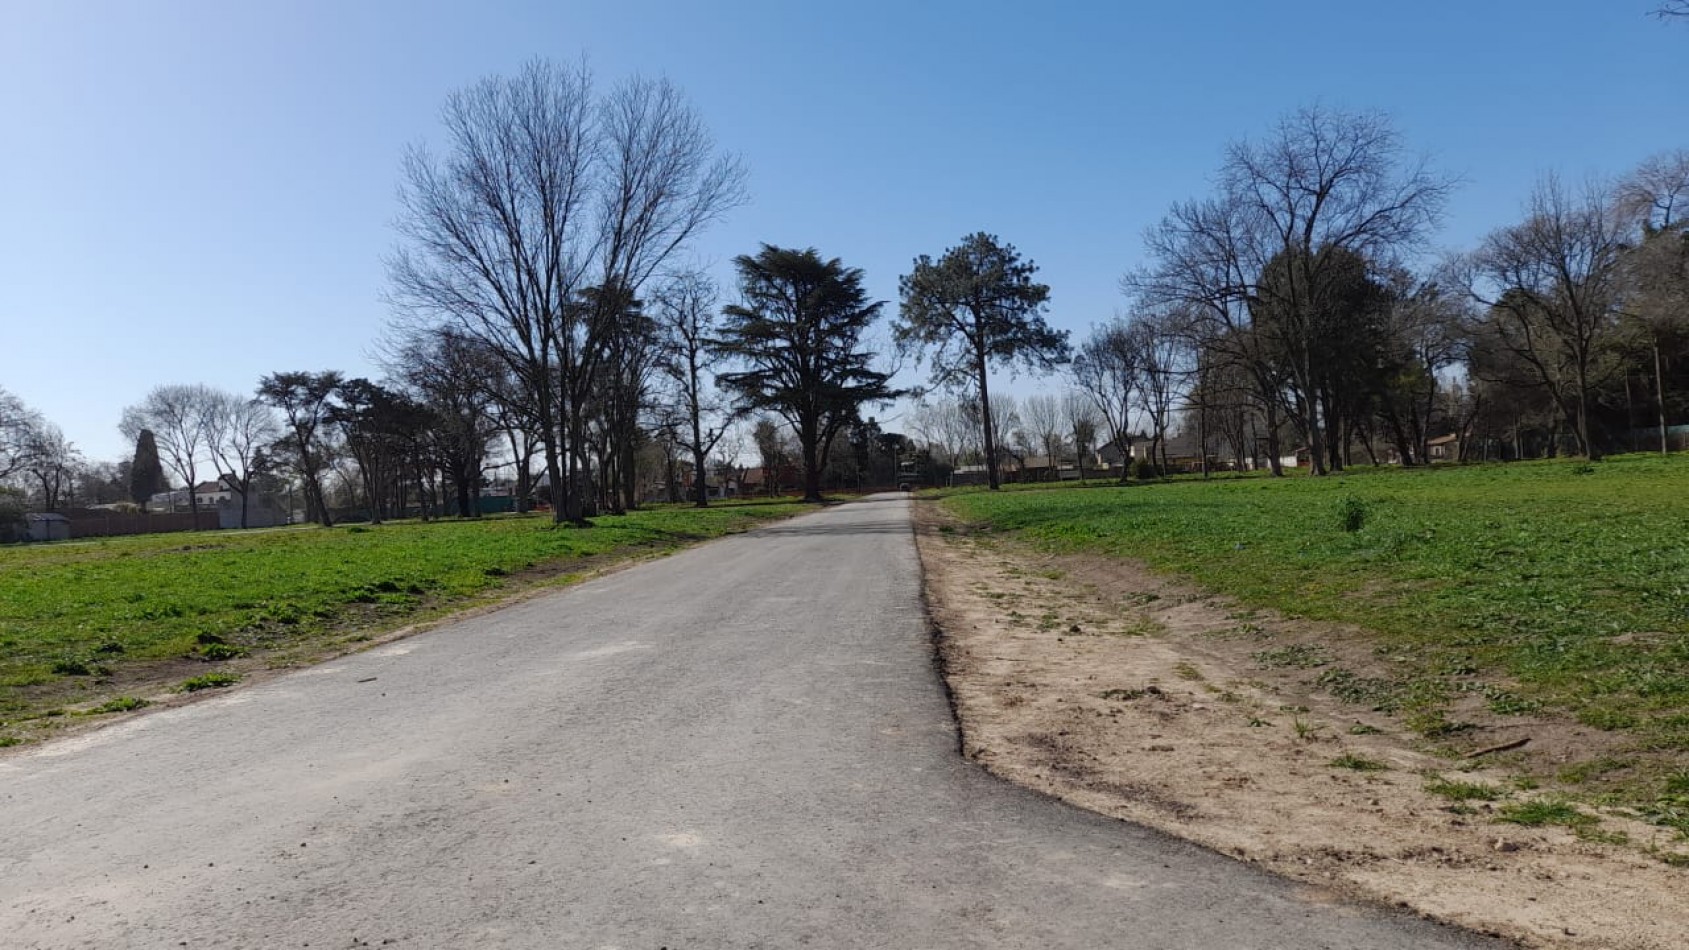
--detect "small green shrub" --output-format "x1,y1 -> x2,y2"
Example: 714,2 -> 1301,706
196,642 -> 247,661
0,735 -> 21,748
93,696 -> 150,713
1337,495 -> 1369,533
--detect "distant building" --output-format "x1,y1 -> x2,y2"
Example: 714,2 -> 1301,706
24,512 -> 71,542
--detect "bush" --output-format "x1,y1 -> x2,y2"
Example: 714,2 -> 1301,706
1132,458 -> 1159,480
1337,495 -> 1369,532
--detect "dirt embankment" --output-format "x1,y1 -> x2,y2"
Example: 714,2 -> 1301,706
913,501 -> 1687,950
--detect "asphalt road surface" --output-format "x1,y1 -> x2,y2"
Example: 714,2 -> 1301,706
1,495 -> 1503,949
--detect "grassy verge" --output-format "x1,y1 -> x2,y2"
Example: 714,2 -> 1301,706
0,499 -> 807,744
936,454 -> 1689,835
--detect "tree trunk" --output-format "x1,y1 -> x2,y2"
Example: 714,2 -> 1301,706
801,417 -> 823,503
1656,336 -> 1670,455
977,352 -> 1000,491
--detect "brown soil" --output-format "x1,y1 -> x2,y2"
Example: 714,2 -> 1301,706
913,500 -> 1688,950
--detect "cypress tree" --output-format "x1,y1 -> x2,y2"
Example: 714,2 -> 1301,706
129,429 -> 166,511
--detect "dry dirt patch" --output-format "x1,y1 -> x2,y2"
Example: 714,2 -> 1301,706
914,501 -> 1687,950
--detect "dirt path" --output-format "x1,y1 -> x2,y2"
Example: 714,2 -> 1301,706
914,500 -> 1688,950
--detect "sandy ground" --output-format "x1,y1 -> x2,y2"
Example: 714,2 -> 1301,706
913,500 -> 1689,950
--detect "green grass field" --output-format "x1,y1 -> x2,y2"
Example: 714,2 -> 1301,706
941,456 -> 1689,826
0,500 -> 806,741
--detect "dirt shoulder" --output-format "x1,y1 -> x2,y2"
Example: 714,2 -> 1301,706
914,499 -> 1687,950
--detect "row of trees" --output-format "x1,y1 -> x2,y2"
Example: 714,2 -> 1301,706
1059,109 -> 1689,476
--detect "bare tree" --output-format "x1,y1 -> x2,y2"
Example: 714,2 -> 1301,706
1224,106 -> 1452,474
204,391 -> 282,528
120,384 -> 217,520
1131,195 -> 1290,475
1655,2 -> 1689,18
1617,150 -> 1689,453
1462,175 -> 1630,458
1070,320 -> 1142,481
23,423 -> 80,511
1131,310 -> 1190,474
1131,107 -> 1451,476
907,398 -> 979,470
1020,393 -> 1066,478
1063,392 -> 1099,481
0,387 -> 43,483
390,61 -> 745,525
653,271 -> 735,507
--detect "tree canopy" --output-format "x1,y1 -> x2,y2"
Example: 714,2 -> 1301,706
714,245 -> 899,502
896,232 -> 1066,489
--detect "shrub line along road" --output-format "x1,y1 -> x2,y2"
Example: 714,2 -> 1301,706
0,495 -> 1501,948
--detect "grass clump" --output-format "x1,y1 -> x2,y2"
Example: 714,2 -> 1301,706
92,696 -> 150,713
1330,753 -> 1390,772
1498,798 -> 1597,829
1425,778 -> 1505,802
178,672 -> 241,692
1337,495 -> 1369,533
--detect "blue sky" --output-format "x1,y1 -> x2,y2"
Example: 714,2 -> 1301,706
2,0 -> 1684,461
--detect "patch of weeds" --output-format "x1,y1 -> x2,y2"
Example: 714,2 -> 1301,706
1482,686 -> 1542,716
1348,722 -> 1385,735
1292,716 -> 1320,741
92,696 -> 150,714
179,672 -> 241,692
1576,706 -> 1640,731
1317,668 -> 1403,711
1252,644 -> 1331,669
1497,798 -> 1596,829
1575,826 -> 1630,846
1557,756 -> 1635,785
51,656 -> 109,677
0,735 -> 21,748
482,566 -> 509,577
1099,688 -> 1148,701
1248,716 -> 1273,727
1172,662 -> 1203,681
1330,753 -> 1390,772
1405,710 -> 1475,739
1428,654 -> 1479,677
1424,778 -> 1505,803
196,642 -> 246,661
1659,852 -> 1689,868
91,642 -> 126,656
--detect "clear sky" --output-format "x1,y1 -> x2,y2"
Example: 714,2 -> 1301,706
2,0 -> 1684,462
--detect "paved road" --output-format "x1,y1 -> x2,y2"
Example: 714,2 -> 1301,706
2,496 -> 1501,949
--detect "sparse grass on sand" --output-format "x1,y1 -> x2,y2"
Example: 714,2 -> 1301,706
939,454 -> 1689,832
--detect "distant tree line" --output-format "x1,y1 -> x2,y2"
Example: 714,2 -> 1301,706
902,109 -> 1687,483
